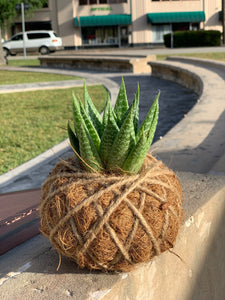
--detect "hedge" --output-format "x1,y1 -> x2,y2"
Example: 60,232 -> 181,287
164,30 -> 221,48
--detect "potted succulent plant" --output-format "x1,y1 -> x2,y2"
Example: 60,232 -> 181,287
40,79 -> 183,272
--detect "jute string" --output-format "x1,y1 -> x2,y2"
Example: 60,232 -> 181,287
40,154 -> 183,270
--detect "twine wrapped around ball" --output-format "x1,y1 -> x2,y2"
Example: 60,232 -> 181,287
40,154 -> 183,272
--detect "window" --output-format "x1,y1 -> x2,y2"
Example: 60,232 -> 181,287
109,0 -> 127,3
81,26 -> 119,45
152,24 -> 170,42
11,34 -> 23,41
80,0 -> 127,5
79,0 -> 88,5
42,0 -> 48,7
152,0 -> 193,1
27,33 -> 50,39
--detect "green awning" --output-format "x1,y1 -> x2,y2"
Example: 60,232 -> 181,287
74,14 -> 131,27
147,11 -> 205,24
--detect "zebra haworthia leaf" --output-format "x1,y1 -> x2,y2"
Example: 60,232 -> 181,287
136,92 -> 159,143
67,121 -> 79,154
113,77 -> 129,127
83,81 -> 103,137
78,97 -> 101,151
107,106 -> 136,171
68,78 -> 159,174
100,99 -> 119,167
78,122 -> 103,172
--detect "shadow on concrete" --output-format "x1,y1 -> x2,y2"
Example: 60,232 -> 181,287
154,109 -> 225,174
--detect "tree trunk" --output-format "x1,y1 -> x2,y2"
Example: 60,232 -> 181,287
223,0 -> 225,44
0,30 -> 6,65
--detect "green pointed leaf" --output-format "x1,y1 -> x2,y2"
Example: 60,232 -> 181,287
78,98 -> 101,151
78,122 -> 103,173
102,94 -> 111,130
100,102 -> 119,166
67,121 -> 80,154
72,92 -> 96,160
83,82 -> 103,136
132,85 -> 139,134
116,84 -> 139,133
122,130 -> 150,174
136,92 -> 159,143
72,92 -> 84,136
107,106 -> 136,171
114,77 -> 129,127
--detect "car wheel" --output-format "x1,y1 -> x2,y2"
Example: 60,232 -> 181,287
3,48 -> 9,56
9,51 -> 17,56
39,46 -> 49,55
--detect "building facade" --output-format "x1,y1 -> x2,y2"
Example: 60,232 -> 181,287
11,0 -> 223,48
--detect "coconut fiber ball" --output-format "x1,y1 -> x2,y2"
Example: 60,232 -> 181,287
40,154 -> 183,272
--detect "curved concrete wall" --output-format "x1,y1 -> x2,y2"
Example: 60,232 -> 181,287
149,61 -> 203,95
148,60 -> 225,174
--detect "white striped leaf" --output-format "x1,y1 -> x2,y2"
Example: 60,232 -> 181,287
122,130 -> 150,174
113,77 -> 129,127
67,121 -> 79,154
107,106 -> 136,171
78,122 -> 103,172
102,95 -> 111,130
100,101 -> 119,167
136,92 -> 159,143
78,98 -> 101,151
132,85 -> 139,134
83,82 -> 103,136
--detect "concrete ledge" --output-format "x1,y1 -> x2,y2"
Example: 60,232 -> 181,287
104,182 -> 225,300
39,54 -> 156,74
0,172 -> 224,299
148,60 -> 225,173
149,61 -> 203,95
166,55 -> 225,72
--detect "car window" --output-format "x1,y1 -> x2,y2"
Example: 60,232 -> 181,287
27,33 -> 50,39
11,34 -> 23,41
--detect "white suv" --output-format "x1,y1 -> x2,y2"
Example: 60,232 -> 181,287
3,30 -> 63,56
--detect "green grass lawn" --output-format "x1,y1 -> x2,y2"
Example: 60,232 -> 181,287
0,70 -> 80,85
0,85 -> 108,175
8,59 -> 41,67
157,52 -> 225,61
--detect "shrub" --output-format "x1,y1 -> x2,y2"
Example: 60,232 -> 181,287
164,30 -> 221,48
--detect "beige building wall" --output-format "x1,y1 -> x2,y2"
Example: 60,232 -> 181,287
26,7 -> 51,23
150,0 -> 203,13
131,0 -> 150,45
51,0 -> 75,47
204,0 -> 222,31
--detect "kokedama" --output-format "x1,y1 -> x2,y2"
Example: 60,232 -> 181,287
40,79 -> 183,272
